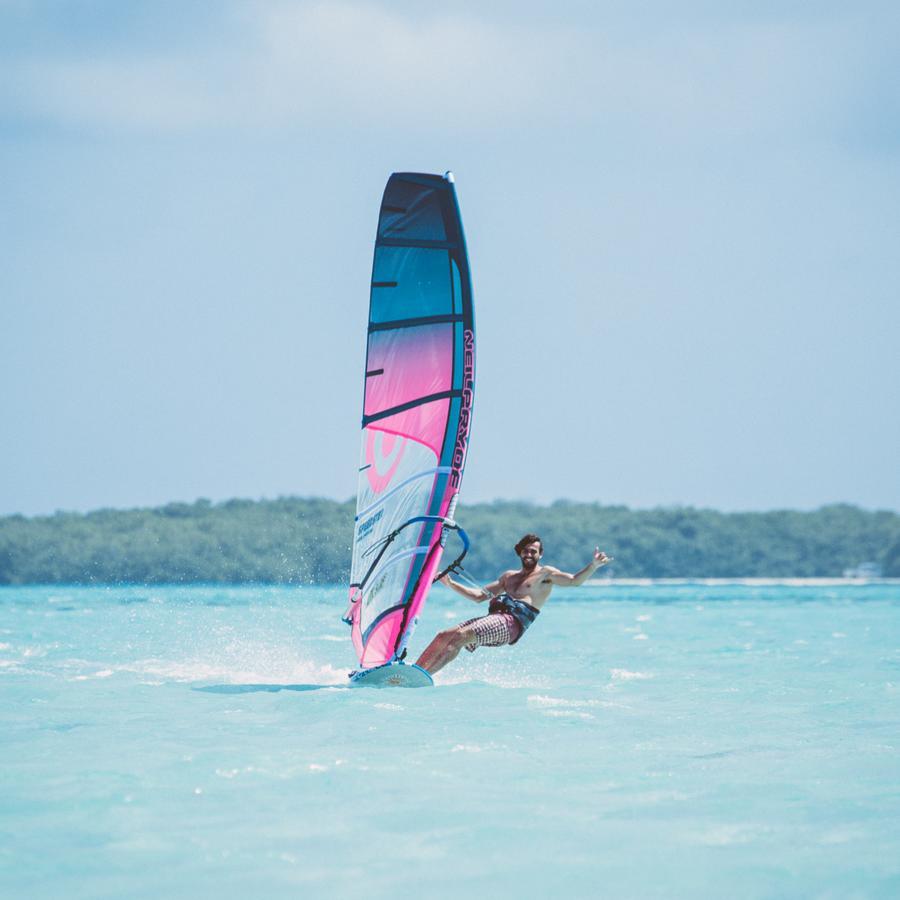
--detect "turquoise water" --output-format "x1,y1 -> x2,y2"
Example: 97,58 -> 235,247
2,583 -> 899,899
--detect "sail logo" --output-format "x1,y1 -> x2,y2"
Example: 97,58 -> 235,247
450,329 -> 474,488
357,508 -> 384,539
365,430 -> 407,493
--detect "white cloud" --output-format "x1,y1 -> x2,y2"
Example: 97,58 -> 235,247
11,1 -> 578,133
250,1 -> 565,125
3,0 -> 884,146
20,56 -> 228,131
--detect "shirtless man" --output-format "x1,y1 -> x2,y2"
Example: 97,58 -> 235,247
415,533 -> 611,675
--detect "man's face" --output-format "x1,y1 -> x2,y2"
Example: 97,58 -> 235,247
519,541 -> 542,570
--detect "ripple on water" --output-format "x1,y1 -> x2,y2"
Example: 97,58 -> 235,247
610,668 -> 653,681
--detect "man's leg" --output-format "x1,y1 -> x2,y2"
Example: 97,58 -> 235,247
415,626 -> 475,675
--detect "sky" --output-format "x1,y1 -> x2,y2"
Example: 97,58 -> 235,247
2,0 -> 899,517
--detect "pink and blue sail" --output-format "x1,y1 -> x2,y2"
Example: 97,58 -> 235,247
344,172 -> 475,676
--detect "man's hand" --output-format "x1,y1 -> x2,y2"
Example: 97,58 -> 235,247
592,547 -> 612,568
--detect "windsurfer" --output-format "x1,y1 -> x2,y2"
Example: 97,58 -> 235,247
414,534 -> 612,675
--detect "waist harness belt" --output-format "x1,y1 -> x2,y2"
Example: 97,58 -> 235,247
487,594 -> 540,644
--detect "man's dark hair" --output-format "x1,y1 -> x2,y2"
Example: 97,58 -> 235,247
515,533 -> 543,555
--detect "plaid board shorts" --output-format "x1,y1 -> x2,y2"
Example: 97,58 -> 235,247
457,613 -> 522,652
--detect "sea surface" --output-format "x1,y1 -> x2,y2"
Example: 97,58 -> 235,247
1,582 -> 899,899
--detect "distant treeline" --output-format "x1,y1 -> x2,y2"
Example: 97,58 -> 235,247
1,498 -> 899,585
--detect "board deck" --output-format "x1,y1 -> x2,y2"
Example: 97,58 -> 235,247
349,662 -> 434,688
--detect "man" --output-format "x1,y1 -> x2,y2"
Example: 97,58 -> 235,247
415,533 -> 612,675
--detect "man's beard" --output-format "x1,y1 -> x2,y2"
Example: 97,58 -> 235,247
521,557 -> 537,570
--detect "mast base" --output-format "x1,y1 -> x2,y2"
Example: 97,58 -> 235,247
348,662 -> 433,688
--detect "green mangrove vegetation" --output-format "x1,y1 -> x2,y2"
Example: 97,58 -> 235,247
1,498 -> 898,585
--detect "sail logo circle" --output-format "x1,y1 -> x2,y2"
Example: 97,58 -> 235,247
366,430 -> 407,493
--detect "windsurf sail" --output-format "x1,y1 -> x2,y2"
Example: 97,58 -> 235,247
344,172 -> 475,670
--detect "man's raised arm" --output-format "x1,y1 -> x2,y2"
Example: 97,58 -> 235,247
546,548 -> 613,587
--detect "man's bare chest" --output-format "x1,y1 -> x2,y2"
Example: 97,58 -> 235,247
505,569 -> 552,602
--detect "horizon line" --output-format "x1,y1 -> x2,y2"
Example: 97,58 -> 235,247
2,494 -> 898,520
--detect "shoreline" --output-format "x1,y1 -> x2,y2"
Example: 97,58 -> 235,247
585,577 -> 900,587
2,578 -> 899,590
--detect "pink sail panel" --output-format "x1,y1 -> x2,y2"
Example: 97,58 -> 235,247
363,399 -> 451,464
364,324 -> 453,425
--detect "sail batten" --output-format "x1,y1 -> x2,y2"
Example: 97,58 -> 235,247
346,172 -> 475,670
368,314 -> 463,332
